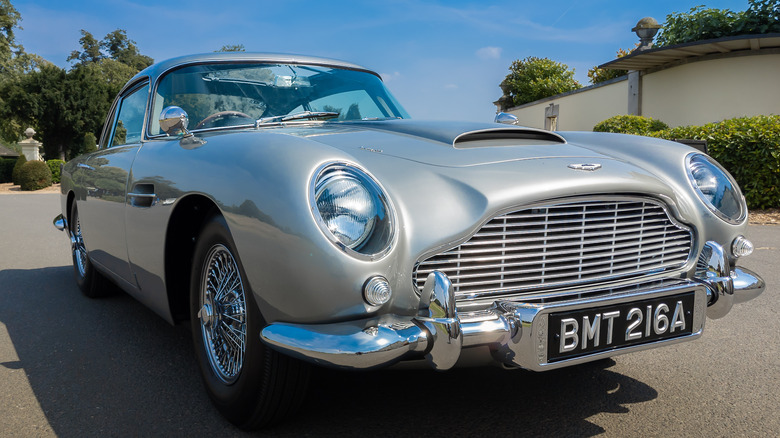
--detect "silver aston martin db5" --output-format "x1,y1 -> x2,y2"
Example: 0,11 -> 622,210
54,53 -> 765,429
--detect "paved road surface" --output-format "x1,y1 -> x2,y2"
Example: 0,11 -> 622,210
1,193 -> 778,437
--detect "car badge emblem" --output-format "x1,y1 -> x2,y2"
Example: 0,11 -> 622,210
568,163 -> 602,171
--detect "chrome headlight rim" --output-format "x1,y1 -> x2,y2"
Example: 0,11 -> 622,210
685,152 -> 747,225
310,161 -> 397,261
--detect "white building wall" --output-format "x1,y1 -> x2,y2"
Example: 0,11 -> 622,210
504,52 -> 779,131
508,78 -> 628,131
642,54 -> 780,127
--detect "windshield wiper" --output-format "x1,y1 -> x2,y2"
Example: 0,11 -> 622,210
255,111 -> 340,126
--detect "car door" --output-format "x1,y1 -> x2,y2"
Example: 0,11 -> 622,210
78,80 -> 150,289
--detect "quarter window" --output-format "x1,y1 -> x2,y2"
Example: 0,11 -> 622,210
111,83 -> 149,147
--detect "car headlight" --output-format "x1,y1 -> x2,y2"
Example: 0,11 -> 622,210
686,153 -> 746,224
311,162 -> 395,259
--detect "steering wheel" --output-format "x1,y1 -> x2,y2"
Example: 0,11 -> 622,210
194,111 -> 253,129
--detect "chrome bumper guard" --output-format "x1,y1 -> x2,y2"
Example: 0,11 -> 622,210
261,245 -> 764,372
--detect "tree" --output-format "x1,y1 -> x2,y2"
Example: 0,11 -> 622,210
736,0 -> 780,34
101,29 -> 153,70
497,57 -> 581,110
0,1 -> 46,143
0,0 -> 44,80
656,1 -> 780,47
216,44 -> 245,52
69,28 -> 153,71
0,62 -> 113,159
67,30 -> 103,65
587,48 -> 632,85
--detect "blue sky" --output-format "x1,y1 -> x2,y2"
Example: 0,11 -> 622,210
13,0 -> 749,122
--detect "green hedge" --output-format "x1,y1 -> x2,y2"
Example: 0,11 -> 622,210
0,158 -> 15,183
47,159 -> 65,184
651,116 -> 780,210
593,115 -> 669,135
593,115 -> 780,209
18,160 -> 53,191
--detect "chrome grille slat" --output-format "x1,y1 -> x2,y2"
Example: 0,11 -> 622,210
477,212 -> 668,230
415,244 -> 688,277
449,259 -> 684,289
415,239 -> 691,266
413,198 -> 693,307
442,231 -> 689,256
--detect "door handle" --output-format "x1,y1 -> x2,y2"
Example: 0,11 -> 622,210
128,184 -> 157,208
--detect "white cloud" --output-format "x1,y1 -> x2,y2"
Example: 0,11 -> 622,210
476,46 -> 502,60
381,71 -> 402,81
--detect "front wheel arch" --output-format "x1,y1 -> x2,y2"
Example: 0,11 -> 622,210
164,195 -> 220,322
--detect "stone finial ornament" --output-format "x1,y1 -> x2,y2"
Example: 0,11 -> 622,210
633,17 -> 661,51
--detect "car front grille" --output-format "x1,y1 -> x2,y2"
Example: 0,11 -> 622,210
414,198 -> 694,308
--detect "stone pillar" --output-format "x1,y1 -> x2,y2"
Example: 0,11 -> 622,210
628,71 -> 641,116
19,127 -> 43,161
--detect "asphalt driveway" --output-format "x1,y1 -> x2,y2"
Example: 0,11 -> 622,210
1,193 -> 778,437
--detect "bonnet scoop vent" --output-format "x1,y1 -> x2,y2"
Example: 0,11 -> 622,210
453,128 -> 566,149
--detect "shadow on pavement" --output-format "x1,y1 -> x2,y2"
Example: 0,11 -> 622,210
0,266 -> 657,437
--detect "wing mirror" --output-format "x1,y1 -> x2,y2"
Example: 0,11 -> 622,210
494,112 -> 519,125
159,106 -> 192,136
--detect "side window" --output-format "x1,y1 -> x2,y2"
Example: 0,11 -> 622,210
110,83 -> 149,147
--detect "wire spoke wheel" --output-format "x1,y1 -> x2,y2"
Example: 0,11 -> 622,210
198,244 -> 247,385
190,216 -> 310,429
72,212 -> 88,279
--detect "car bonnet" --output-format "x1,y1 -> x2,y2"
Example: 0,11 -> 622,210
279,119 -> 612,167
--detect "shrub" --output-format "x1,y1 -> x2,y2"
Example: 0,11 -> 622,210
18,160 -> 53,191
11,154 -> 27,185
656,1 -> 780,47
651,115 -> 780,209
593,115 -> 669,135
0,158 -> 15,183
47,159 -> 65,184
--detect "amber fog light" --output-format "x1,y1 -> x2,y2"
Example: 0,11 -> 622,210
364,276 -> 392,306
732,236 -> 754,258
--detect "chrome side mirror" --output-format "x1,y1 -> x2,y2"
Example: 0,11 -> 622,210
159,106 -> 191,136
494,112 -> 519,125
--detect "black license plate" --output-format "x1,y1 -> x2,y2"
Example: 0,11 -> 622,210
547,292 -> 695,362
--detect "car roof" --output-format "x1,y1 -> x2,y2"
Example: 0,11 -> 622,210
129,52 -> 380,88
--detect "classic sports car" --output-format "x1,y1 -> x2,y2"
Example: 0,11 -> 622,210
54,53 -> 764,429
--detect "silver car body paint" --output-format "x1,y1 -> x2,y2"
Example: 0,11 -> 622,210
57,53 -> 761,370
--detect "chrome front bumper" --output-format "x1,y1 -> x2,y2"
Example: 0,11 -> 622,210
261,242 -> 765,372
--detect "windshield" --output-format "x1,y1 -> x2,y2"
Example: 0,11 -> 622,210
150,63 -> 409,135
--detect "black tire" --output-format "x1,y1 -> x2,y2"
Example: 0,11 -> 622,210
190,215 -> 310,430
69,202 -> 110,298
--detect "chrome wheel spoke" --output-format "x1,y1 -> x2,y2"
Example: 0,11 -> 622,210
199,244 -> 247,385
72,213 -> 88,278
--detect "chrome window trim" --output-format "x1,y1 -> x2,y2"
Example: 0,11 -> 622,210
104,79 -> 151,149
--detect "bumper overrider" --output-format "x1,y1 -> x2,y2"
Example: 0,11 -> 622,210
262,240 -> 764,371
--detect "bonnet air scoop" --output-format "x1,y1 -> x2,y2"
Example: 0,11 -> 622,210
453,128 -> 566,149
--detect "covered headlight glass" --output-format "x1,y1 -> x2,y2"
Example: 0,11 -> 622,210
686,153 -> 746,224
312,163 -> 395,258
